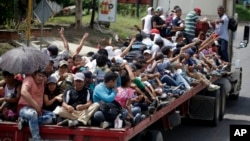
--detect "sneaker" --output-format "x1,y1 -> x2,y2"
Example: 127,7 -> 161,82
158,93 -> 168,100
87,120 -> 92,126
148,106 -> 155,114
208,84 -> 220,91
131,113 -> 141,127
68,120 -> 79,127
57,119 -> 69,126
140,114 -> 146,121
18,117 -> 24,130
100,121 -> 110,129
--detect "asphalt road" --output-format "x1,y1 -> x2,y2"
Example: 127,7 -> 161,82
164,24 -> 250,141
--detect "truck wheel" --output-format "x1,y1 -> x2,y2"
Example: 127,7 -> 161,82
145,130 -> 164,141
219,87 -> 226,121
212,90 -> 220,126
229,93 -> 239,100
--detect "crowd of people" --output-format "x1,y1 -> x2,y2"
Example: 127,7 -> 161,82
0,5 -> 233,141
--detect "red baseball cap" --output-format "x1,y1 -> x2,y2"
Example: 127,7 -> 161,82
150,28 -> 160,34
194,7 -> 201,16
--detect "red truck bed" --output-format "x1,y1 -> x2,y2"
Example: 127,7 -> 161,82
0,77 -> 218,141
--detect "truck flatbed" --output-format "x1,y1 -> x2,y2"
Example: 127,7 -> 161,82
0,77 -> 219,141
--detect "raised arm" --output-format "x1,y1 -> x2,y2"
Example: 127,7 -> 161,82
59,27 -> 69,52
119,37 -> 136,58
73,32 -> 89,56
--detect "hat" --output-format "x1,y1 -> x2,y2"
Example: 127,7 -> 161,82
47,76 -> 57,84
74,72 -> 85,81
47,45 -> 59,56
151,29 -> 160,34
156,7 -> 163,12
83,70 -> 96,79
143,50 -> 151,55
194,7 -> 201,16
114,56 -> 127,64
59,60 -> 68,67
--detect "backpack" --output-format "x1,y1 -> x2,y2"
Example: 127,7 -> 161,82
99,100 -> 122,122
228,17 -> 238,32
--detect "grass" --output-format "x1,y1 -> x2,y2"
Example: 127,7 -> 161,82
0,43 -> 15,56
48,13 -> 142,39
236,4 -> 250,21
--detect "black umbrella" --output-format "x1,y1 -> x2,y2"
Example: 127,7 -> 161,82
0,46 -> 50,74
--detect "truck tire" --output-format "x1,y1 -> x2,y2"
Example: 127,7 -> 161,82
211,90 -> 220,126
145,130 -> 164,141
229,93 -> 239,100
219,89 -> 226,121
130,130 -> 163,141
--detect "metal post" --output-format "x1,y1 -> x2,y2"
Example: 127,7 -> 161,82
40,0 -> 44,50
27,0 -> 32,47
136,0 -> 140,18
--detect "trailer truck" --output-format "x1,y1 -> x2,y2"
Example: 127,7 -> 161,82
0,0 -> 247,140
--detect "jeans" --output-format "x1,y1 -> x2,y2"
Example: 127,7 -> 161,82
93,110 -> 114,127
19,106 -> 56,140
218,38 -> 229,62
184,32 -> 195,44
120,106 -> 141,120
161,73 -> 184,87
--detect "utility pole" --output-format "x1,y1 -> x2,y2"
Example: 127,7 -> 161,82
27,0 -> 32,47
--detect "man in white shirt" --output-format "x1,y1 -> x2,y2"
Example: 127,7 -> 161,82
141,7 -> 154,37
214,6 -> 229,62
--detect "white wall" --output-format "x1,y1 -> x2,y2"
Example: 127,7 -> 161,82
155,0 -> 234,19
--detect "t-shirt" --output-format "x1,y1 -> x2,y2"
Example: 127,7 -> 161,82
43,92 -> 62,111
215,14 -> 229,41
133,77 -> 145,89
151,15 -> 166,37
63,87 -> 92,109
172,17 -> 182,27
93,82 -> 116,103
115,87 -> 135,107
156,58 -> 171,75
50,50 -> 69,69
142,15 -> 153,34
18,76 -> 44,108
185,11 -> 199,37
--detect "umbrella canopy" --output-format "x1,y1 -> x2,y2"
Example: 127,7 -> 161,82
0,46 -> 50,74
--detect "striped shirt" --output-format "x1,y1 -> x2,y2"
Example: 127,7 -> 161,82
184,11 -> 199,36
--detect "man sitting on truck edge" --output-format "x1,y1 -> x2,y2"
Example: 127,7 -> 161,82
56,72 -> 99,127
17,69 -> 56,141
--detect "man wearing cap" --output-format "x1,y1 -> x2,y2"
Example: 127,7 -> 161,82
57,72 -> 99,127
44,27 -> 70,69
17,69 -> 56,140
184,7 -> 207,43
51,60 -> 73,92
214,6 -> 229,62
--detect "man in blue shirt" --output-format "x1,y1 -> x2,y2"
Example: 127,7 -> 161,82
92,71 -> 119,128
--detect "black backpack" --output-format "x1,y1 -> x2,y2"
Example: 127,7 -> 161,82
228,17 -> 238,32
